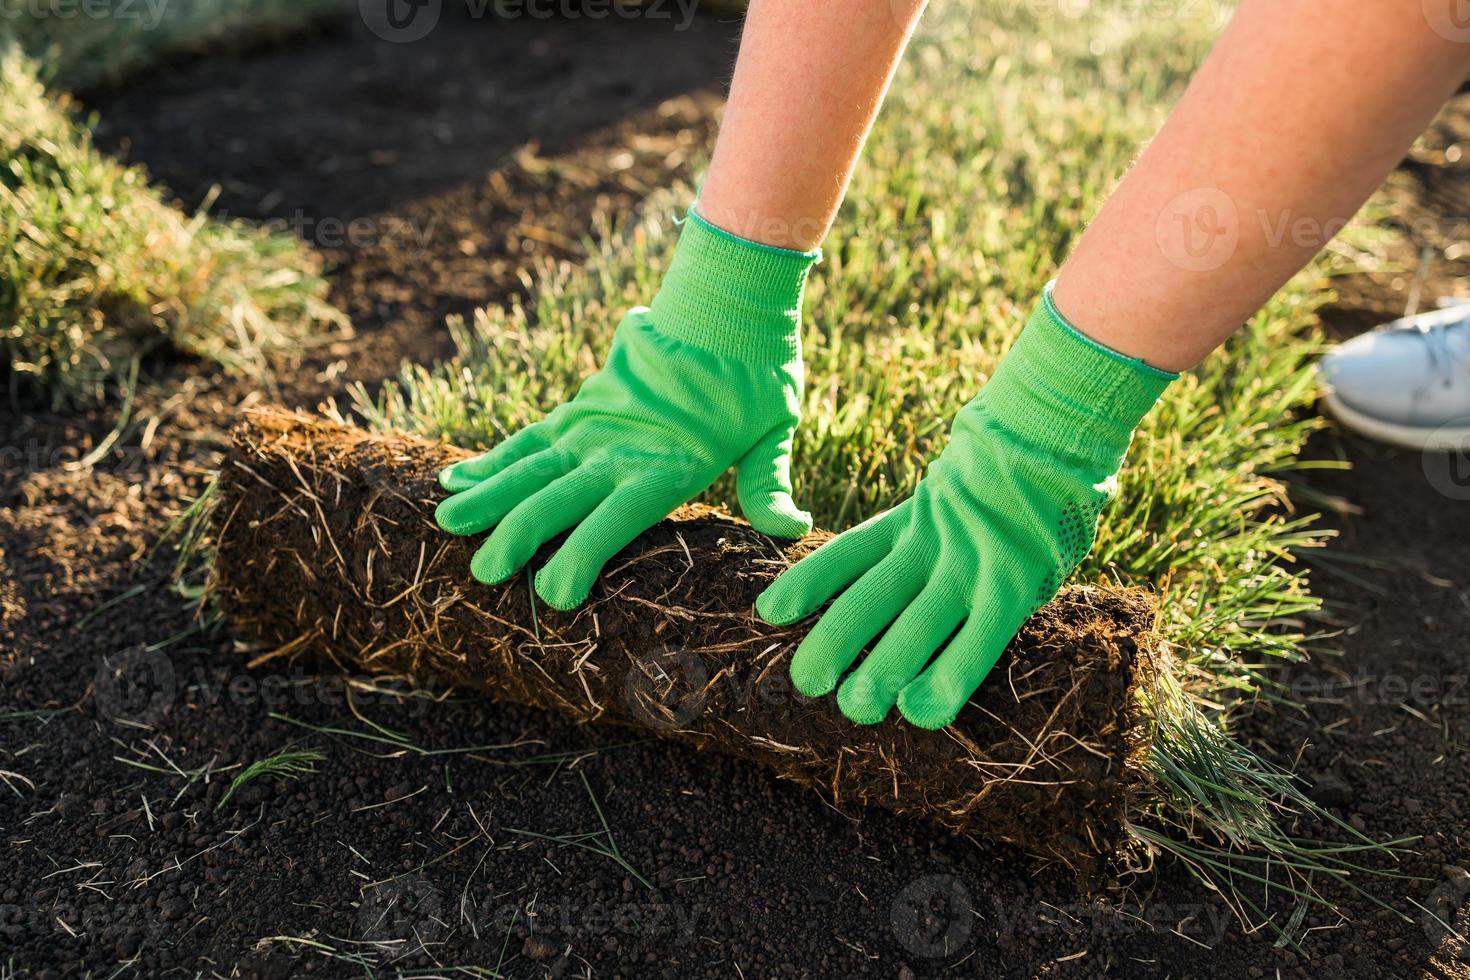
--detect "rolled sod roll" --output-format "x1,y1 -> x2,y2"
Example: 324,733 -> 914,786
211,410 -> 1162,870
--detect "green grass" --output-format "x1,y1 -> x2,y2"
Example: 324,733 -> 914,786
0,48 -> 345,407
0,0 -> 346,92
507,771 -> 653,889
346,0 -> 1412,942
216,747 -> 326,811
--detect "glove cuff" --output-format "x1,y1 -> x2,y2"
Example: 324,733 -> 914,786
648,206 -> 820,363
976,282 -> 1177,472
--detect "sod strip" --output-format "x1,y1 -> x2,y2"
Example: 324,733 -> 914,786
212,409 -> 1163,871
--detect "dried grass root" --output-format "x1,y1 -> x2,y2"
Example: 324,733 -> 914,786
211,409 -> 1165,872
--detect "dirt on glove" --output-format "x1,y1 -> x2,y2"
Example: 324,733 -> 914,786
211,409 -> 1165,872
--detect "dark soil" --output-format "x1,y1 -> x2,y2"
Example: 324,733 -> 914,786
1,12 -> 1468,978
86,7 -> 735,410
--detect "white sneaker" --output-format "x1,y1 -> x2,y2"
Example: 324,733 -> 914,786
1318,302 -> 1470,451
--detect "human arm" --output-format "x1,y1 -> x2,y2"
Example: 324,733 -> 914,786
1054,0 -> 1470,370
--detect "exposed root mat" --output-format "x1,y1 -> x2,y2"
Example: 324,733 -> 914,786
212,410 -> 1164,870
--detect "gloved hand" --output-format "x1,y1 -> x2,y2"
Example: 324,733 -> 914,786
435,208 -> 820,610
757,285 -> 1176,729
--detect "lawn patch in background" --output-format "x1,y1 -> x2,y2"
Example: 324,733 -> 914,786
0,49 -> 344,407
0,0 -> 345,91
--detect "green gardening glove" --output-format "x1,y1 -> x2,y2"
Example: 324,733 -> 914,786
435,208 -> 820,610
757,285 -> 1176,729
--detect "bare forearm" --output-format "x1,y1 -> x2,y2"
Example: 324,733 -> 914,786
1053,0 -> 1470,372
698,0 -> 926,250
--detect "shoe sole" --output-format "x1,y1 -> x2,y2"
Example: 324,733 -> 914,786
1321,389 -> 1470,452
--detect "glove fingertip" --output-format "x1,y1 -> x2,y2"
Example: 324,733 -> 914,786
470,564 -> 513,587
836,675 -> 892,726
756,514 -> 813,541
442,475 -> 482,495
755,584 -> 804,626
533,566 -> 590,612
742,492 -> 813,540
434,498 -> 469,535
896,677 -> 961,730
789,661 -> 837,699
469,545 -> 518,586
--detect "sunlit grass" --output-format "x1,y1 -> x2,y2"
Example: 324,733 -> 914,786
0,48 -> 344,407
0,0 -> 344,91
